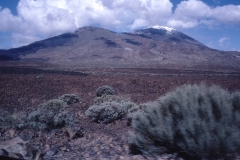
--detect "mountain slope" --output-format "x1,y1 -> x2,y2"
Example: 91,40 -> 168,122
1,26 -> 240,70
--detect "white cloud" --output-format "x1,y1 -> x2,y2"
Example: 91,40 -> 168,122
212,5 -> 240,24
104,0 -> 173,30
0,7 -> 23,32
218,37 -> 230,46
207,41 -> 214,48
167,0 -> 211,28
12,33 -> 41,48
0,0 -> 174,47
231,48 -> 240,52
167,19 -> 198,28
130,19 -> 149,30
0,0 -> 240,48
7,0 -> 173,32
168,0 -> 240,28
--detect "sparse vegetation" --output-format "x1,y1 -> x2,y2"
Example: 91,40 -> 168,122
0,108 -> 14,129
127,101 -> 158,126
38,99 -> 68,110
0,94 -> 82,131
128,84 -> 240,159
59,94 -> 81,105
86,86 -> 135,124
93,94 -> 124,105
16,99 -> 79,131
85,101 -> 135,124
2,66 -> 240,159
96,85 -> 115,97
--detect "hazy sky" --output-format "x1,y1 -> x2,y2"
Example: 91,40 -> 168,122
0,0 -> 239,51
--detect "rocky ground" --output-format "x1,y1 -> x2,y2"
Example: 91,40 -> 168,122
0,66 -> 240,160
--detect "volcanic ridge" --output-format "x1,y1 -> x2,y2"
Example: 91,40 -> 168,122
1,26 -> 240,71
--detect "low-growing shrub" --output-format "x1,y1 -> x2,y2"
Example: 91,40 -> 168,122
17,99 -> 79,131
39,99 -> 68,110
59,94 -> 81,105
127,101 -> 158,118
0,108 -> 14,129
85,101 -> 135,124
93,95 -> 125,105
127,101 -> 158,126
129,84 -> 240,159
96,85 -> 115,97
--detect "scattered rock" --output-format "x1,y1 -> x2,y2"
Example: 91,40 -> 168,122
0,137 -> 27,158
36,75 -> 44,79
7,152 -> 23,159
7,129 -> 15,139
66,127 -> 84,139
25,143 -> 40,160
2,69 -> 237,159
113,155 -> 145,160
44,144 -> 50,151
0,149 -> 8,157
0,155 -> 22,160
32,150 -> 42,160
45,149 -> 58,157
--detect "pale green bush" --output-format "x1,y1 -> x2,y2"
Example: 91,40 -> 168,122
129,84 -> 240,159
93,95 -> 125,105
96,85 -> 115,97
0,108 -> 14,129
39,99 -> 67,110
17,99 -> 79,131
59,94 -> 81,105
85,101 -> 135,124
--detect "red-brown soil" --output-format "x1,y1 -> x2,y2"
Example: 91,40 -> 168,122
1,66 -> 240,159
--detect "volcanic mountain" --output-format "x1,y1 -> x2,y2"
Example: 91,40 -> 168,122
1,26 -> 240,70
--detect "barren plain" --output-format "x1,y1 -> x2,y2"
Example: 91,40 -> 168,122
1,64 -> 240,160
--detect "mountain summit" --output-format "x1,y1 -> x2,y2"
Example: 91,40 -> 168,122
0,26 -> 240,70
147,25 -> 176,31
141,25 -> 176,35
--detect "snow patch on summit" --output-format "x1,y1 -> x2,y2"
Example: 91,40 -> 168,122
131,25 -> 177,35
146,25 -> 176,34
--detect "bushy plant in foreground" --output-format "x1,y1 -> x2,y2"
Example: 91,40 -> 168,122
127,101 -> 158,126
17,99 -> 79,131
85,101 -> 135,124
129,84 -> 240,159
0,108 -> 14,129
96,85 -> 115,97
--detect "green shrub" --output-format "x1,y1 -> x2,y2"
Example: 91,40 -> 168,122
39,99 -> 68,110
129,84 -> 240,159
93,95 -> 125,105
59,94 -> 81,105
127,101 -> 158,118
85,101 -> 135,124
96,85 -> 115,97
17,99 -> 79,131
0,108 -> 14,129
127,101 -> 158,126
